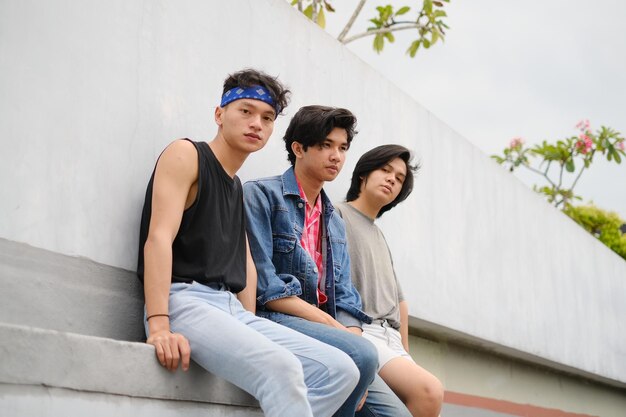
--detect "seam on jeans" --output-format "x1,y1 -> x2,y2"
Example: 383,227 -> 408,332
361,402 -> 381,417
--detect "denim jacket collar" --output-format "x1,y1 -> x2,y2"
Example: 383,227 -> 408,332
281,167 -> 336,221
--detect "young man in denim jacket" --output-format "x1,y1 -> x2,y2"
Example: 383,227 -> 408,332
244,105 -> 412,417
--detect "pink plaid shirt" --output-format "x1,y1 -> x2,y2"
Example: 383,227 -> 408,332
296,180 -> 327,305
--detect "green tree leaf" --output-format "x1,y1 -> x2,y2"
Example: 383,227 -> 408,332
373,34 -> 384,53
303,4 -> 313,19
317,7 -> 326,28
407,39 -> 421,57
424,0 -> 433,14
431,27 -> 440,45
396,6 -> 411,16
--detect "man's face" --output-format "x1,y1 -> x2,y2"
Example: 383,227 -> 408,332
360,157 -> 407,206
295,127 -> 349,183
215,99 -> 276,154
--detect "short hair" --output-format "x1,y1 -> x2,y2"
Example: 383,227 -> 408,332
346,144 -> 420,218
283,105 -> 357,166
222,68 -> 291,117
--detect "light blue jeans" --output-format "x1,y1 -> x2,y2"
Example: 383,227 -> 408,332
145,282 -> 359,417
263,312 -> 412,417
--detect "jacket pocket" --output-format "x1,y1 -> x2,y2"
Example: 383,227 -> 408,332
272,234 -> 297,274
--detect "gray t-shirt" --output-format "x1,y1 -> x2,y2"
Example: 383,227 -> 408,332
335,202 -> 404,329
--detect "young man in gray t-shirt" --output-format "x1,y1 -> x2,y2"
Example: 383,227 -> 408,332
336,144 -> 444,417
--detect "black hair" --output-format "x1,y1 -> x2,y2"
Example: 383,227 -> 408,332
222,68 -> 291,117
346,144 -> 420,218
283,105 -> 357,166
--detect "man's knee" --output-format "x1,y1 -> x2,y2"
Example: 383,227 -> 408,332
411,375 -> 444,416
331,350 -> 360,389
263,348 -> 306,383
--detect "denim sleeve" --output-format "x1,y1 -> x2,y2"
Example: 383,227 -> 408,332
333,229 -> 372,325
243,181 -> 303,306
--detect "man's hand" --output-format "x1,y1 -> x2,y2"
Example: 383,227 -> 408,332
147,329 -> 191,372
346,326 -> 362,336
314,309 -> 350,332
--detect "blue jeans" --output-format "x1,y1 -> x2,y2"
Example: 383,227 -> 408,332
264,312 -> 411,417
145,283 -> 359,417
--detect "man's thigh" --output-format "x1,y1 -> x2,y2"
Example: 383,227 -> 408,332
362,324 -> 414,371
167,283 -> 353,382
167,285 -> 289,373
265,312 -> 376,361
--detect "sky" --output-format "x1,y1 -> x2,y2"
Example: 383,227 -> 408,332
322,0 -> 626,218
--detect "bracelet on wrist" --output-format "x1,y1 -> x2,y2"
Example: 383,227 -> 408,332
147,313 -> 169,321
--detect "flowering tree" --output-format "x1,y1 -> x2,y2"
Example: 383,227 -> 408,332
289,0 -> 450,58
491,121 -> 626,208
492,121 -> 626,260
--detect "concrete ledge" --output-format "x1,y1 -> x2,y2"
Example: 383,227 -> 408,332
0,323 -> 259,408
0,238 -> 144,341
1,384 -> 263,417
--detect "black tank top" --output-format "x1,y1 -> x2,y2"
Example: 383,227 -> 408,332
137,139 -> 247,292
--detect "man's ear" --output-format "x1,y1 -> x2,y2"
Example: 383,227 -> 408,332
360,174 -> 368,190
291,141 -> 305,159
214,106 -> 224,127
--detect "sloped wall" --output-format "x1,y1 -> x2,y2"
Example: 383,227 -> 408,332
1,0 -> 624,387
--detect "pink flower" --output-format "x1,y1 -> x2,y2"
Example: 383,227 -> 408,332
618,141 -> 625,151
509,137 -> 524,149
576,134 -> 593,154
576,119 -> 590,132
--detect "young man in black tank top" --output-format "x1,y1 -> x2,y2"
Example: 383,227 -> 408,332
137,69 -> 358,417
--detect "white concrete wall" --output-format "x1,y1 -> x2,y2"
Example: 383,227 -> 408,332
1,0 -> 624,387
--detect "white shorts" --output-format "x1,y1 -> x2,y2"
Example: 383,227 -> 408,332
362,320 -> 415,371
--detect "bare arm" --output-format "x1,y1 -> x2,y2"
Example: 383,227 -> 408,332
143,139 -> 197,372
236,235 -> 257,313
266,297 -> 349,331
399,300 -> 410,352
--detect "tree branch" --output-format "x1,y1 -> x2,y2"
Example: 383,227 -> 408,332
337,0 -> 367,42
341,23 -> 421,44
557,162 -> 564,190
570,151 -> 595,191
523,163 -> 556,188
311,0 -> 320,23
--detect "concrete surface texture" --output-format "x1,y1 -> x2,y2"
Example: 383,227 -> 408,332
0,238 -> 144,341
0,323 -> 258,408
1,385 -> 262,417
1,0 -> 625,394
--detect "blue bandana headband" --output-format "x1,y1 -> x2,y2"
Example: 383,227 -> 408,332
220,85 -> 280,115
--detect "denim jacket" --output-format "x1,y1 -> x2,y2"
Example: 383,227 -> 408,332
243,167 -> 371,327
